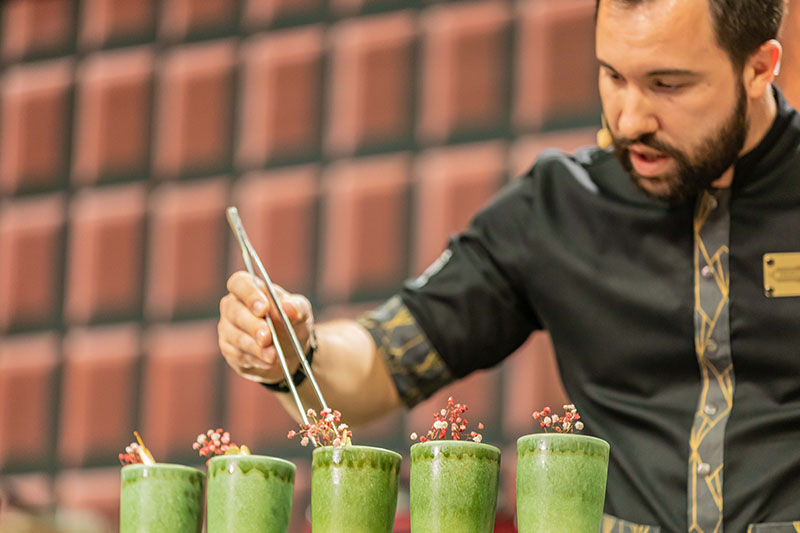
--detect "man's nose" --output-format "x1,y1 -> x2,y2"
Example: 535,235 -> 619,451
615,89 -> 658,140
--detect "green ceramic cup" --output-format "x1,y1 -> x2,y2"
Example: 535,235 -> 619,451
206,454 -> 296,533
516,434 -> 610,533
410,440 -> 501,533
120,463 -> 205,533
311,445 -> 402,533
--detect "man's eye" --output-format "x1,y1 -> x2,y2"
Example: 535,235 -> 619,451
655,81 -> 684,90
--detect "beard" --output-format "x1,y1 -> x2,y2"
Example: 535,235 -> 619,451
612,84 -> 749,206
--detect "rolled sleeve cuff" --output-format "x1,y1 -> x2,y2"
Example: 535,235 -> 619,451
356,295 -> 454,409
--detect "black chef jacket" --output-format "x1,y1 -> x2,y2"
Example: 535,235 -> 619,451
358,87 -> 800,533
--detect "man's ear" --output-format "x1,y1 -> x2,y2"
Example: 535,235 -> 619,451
743,39 -> 782,99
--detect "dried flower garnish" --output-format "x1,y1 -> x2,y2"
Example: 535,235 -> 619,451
533,404 -> 584,433
119,431 -> 155,466
287,408 -> 352,448
410,396 -> 485,443
192,428 -> 251,459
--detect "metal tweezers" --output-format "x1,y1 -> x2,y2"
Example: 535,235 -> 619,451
226,207 -> 329,428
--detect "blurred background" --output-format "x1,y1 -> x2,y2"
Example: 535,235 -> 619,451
0,0 -> 799,531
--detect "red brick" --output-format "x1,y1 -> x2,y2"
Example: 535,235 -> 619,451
509,128 -> 599,178
237,27 -> 323,169
501,332 -> 568,441
0,473 -> 54,510
413,141 -> 506,274
243,0 -> 322,27
141,321 -> 220,459
514,0 -> 600,130
780,0 -> 800,108
154,40 -> 235,179
79,0 -> 155,48
320,154 -> 411,303
418,2 -> 510,143
145,179 -> 228,320
231,166 -> 318,294
329,0 -> 369,15
65,185 -> 146,325
0,194 -> 66,332
290,458 -> 312,533
406,368 -> 501,441
72,47 -> 153,185
225,371 -> 297,448
0,60 -> 72,195
500,444 -> 517,516
1,0 -> 73,61
59,325 -> 140,466
326,12 -> 415,156
160,0 -> 237,39
0,333 -> 59,468
55,467 -> 121,528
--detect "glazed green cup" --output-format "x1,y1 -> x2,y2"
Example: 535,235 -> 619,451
311,445 -> 402,533
120,463 -> 205,533
410,440 -> 501,533
516,434 -> 610,533
207,454 -> 296,533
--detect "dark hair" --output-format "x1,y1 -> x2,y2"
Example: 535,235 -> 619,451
596,0 -> 787,69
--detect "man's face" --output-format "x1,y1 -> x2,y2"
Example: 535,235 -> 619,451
596,0 -> 750,205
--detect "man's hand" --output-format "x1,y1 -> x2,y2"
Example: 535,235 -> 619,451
218,271 -> 314,384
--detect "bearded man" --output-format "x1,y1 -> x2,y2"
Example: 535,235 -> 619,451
218,0 -> 799,530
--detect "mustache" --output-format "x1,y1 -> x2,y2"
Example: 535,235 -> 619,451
613,133 -> 683,160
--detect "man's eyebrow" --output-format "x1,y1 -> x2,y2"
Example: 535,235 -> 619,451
645,68 -> 698,77
597,59 -> 698,77
597,60 -> 618,73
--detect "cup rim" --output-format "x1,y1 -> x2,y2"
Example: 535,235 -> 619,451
312,444 -> 402,461
121,463 -> 206,475
206,454 -> 296,469
516,432 -> 610,452
410,439 -> 501,454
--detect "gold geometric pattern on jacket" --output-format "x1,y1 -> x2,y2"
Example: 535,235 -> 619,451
689,190 -> 733,533
603,513 -> 661,532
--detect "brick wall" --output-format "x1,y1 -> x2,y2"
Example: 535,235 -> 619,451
1,0 -> 799,531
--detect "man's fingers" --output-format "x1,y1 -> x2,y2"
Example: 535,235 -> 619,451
227,271 -> 307,324
269,294 -> 311,324
219,341 -> 286,384
220,320 -> 267,362
265,285 -> 305,323
227,271 -> 270,317
219,340 -> 268,370
220,294 -> 273,349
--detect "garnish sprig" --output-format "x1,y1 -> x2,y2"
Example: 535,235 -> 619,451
533,404 -> 584,433
119,431 -> 155,466
287,408 -> 352,447
410,396 -> 485,443
193,428 -> 250,459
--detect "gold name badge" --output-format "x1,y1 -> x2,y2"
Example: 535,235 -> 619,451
764,253 -> 800,298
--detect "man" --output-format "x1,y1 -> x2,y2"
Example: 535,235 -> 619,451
218,0 -> 800,530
